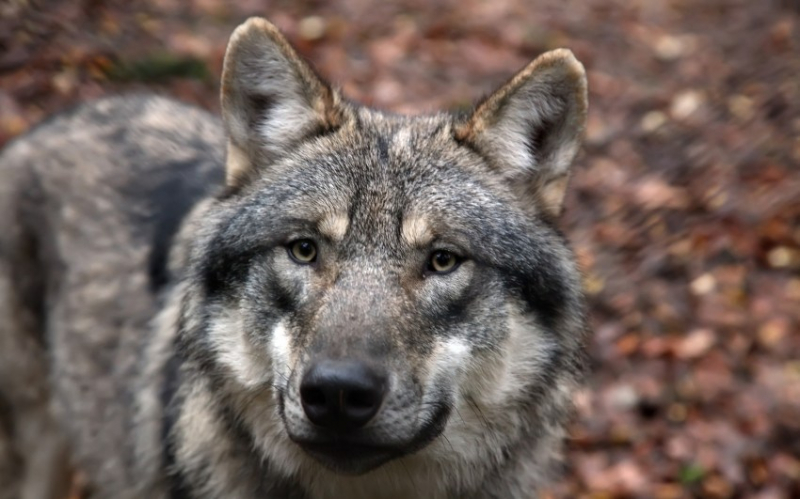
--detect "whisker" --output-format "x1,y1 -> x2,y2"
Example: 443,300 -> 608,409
440,432 -> 457,456
466,396 -> 491,433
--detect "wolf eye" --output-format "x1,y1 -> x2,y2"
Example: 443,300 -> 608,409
288,240 -> 317,264
428,250 -> 460,274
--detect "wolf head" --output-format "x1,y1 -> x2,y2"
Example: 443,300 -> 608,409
179,17 -> 588,494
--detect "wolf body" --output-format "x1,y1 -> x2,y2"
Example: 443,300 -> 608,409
0,18 -> 589,499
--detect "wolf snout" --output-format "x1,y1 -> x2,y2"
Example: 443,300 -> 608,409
299,359 -> 388,431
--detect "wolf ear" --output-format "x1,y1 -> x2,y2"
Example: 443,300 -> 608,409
221,17 -> 344,186
455,49 -> 588,218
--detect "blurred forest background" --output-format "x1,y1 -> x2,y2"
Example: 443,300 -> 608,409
1,0 -> 799,497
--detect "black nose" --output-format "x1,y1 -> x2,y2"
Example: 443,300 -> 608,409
300,359 -> 387,431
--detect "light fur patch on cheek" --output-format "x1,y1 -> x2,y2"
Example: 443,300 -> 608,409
420,337 -> 486,463
269,320 -> 293,383
424,337 -> 471,398
426,310 -> 555,468
470,308 -> 554,407
208,308 -> 284,389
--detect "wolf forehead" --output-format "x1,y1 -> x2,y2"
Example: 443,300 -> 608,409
212,109 -> 555,259
196,110 -> 576,333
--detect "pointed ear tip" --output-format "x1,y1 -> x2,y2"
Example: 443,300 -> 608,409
222,16 -> 289,94
530,48 -> 588,111
533,48 -> 587,80
228,17 -> 284,48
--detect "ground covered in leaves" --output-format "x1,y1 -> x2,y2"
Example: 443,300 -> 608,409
2,0 -> 799,497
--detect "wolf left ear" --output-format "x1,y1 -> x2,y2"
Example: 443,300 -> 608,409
221,17 -> 344,186
455,49 -> 588,218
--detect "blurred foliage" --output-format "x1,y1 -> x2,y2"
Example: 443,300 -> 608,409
105,53 -> 210,83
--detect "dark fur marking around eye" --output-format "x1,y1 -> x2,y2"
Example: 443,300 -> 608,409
199,189 -> 297,298
263,273 -> 297,314
464,220 -> 569,332
437,277 -> 481,326
200,239 -> 259,299
500,262 -> 566,332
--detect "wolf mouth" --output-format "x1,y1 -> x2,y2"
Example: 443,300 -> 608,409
288,402 -> 451,474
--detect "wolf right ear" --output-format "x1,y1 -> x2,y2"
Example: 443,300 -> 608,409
455,49 -> 588,218
221,17 -> 345,187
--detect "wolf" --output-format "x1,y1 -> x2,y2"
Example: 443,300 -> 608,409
0,16 -> 589,499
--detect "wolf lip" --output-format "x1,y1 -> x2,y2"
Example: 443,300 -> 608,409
291,403 -> 451,474
293,439 -> 401,474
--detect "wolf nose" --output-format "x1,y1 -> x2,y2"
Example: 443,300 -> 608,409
300,359 -> 387,431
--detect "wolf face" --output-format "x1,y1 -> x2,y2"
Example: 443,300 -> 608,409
175,17 -> 589,491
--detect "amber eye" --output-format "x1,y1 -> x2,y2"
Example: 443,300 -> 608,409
428,250 -> 459,274
289,240 -> 317,264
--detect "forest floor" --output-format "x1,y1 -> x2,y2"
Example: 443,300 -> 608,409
2,0 -> 799,497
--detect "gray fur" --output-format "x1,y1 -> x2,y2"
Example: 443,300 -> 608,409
0,17 -> 589,499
